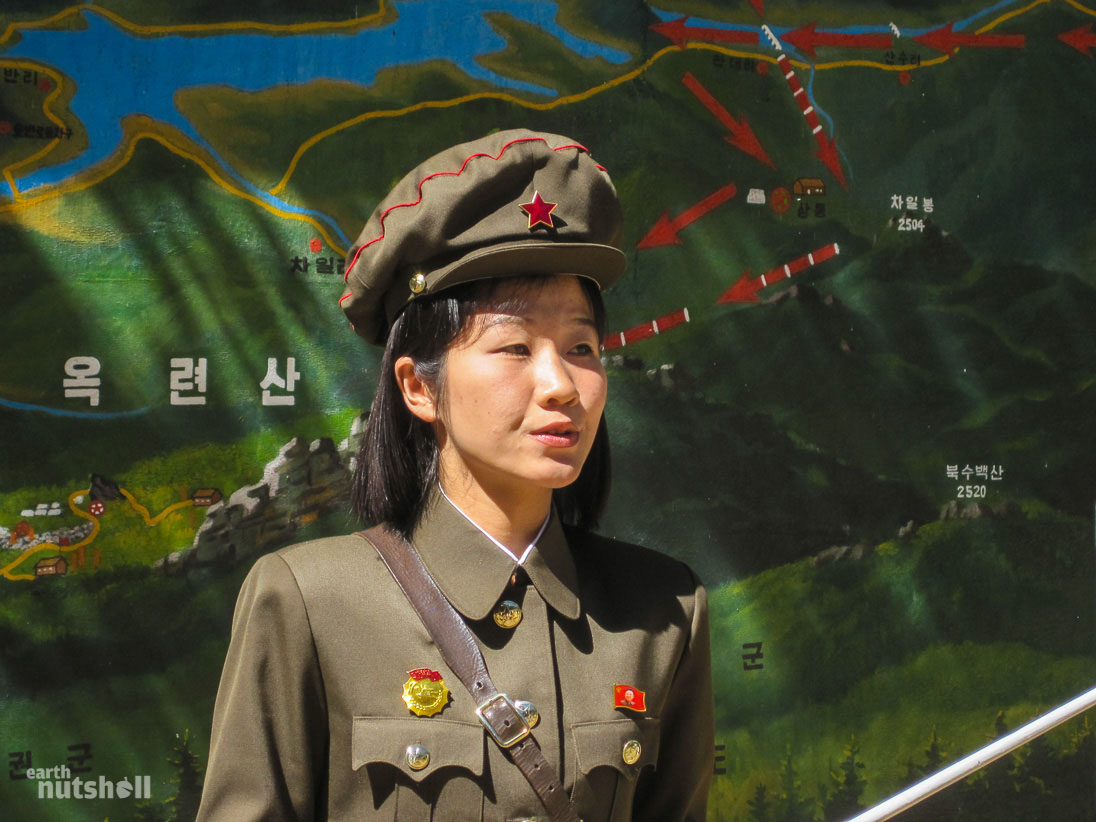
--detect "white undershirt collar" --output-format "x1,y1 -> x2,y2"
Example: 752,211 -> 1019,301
437,484 -> 549,565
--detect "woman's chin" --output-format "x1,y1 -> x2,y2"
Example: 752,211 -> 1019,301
528,455 -> 588,487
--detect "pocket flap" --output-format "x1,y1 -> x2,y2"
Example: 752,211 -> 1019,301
352,716 -> 484,782
570,717 -> 661,781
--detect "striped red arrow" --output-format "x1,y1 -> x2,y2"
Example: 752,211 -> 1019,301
637,182 -> 738,249
1059,23 -> 1096,57
604,308 -> 690,350
914,22 -> 1025,54
717,243 -> 840,304
681,72 -> 774,168
650,16 -> 760,49
814,134 -> 846,190
781,22 -> 893,57
776,53 -> 847,189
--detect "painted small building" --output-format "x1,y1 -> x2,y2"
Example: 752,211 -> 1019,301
192,488 -> 223,507
35,556 -> 68,577
794,177 -> 826,197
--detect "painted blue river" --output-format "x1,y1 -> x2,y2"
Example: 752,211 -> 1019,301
1,0 -> 630,241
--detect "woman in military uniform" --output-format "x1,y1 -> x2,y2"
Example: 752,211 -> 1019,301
196,129 -> 714,822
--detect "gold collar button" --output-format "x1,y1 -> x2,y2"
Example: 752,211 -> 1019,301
493,599 -> 522,629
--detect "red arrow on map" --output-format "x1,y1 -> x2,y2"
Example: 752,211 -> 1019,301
914,22 -> 1025,54
1059,23 -> 1096,57
814,134 -> 847,190
604,307 -> 691,350
717,243 -> 841,304
681,72 -> 775,168
774,53 -> 847,189
650,17 -> 760,49
781,22 -> 894,57
637,183 -> 738,249
749,0 -> 765,18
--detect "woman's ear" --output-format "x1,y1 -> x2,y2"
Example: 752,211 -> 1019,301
394,355 -> 437,423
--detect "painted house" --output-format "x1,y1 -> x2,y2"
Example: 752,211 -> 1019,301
35,556 -> 68,577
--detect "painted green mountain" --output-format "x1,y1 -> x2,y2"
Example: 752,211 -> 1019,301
704,502 -> 1095,819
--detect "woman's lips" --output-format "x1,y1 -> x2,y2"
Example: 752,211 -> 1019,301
530,424 -> 580,448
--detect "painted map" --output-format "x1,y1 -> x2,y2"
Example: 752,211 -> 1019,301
2,1 -> 1095,819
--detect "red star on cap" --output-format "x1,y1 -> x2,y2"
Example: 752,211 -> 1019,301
519,191 -> 558,229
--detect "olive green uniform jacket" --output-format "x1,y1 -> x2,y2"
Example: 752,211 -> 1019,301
196,492 -> 714,821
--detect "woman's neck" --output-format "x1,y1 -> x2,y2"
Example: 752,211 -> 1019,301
437,474 -> 552,553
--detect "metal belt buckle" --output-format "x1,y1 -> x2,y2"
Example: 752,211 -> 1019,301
476,693 -> 530,748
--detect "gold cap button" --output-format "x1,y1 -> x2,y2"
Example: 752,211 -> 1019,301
406,744 -> 430,771
493,599 -> 522,629
409,272 -> 427,294
622,739 -> 642,766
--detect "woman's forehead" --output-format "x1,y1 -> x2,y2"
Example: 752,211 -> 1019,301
474,276 -> 594,321
454,277 -> 595,344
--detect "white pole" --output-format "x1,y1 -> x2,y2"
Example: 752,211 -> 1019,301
845,684 -> 1096,822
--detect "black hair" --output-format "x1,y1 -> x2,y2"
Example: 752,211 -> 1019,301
351,275 -> 611,537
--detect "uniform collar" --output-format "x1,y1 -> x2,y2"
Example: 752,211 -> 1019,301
411,489 -> 581,621
438,483 -> 548,564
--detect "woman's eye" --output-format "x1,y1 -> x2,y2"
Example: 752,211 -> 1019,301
500,343 -> 531,356
570,342 -> 597,356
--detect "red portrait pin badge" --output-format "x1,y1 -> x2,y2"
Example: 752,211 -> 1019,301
613,683 -> 647,713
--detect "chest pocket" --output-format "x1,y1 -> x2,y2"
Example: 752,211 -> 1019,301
352,716 -> 486,820
570,717 -> 661,821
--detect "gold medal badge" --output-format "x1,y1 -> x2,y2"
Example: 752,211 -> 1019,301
402,668 -> 450,717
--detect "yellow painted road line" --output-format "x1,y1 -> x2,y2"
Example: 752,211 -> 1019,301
1,487 -> 194,580
0,5 -> 78,46
976,0 -> 1050,34
1,126 -> 348,254
1,1 -> 388,46
120,487 -> 194,526
1063,0 -> 1096,18
1,61 -> 68,199
271,46 -> 678,195
809,54 -> 952,71
271,41 -> 956,195
0,488 -> 97,580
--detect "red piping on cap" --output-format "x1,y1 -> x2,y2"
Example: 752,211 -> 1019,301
342,137 -> 602,287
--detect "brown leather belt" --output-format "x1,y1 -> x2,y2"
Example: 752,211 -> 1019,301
361,526 -> 582,822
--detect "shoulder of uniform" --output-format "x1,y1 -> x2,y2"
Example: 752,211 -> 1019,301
266,532 -> 386,593
275,532 -> 367,562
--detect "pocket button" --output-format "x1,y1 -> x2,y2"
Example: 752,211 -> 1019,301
405,744 -> 430,771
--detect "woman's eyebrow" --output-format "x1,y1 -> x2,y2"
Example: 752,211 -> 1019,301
479,314 -> 527,331
481,313 -> 595,328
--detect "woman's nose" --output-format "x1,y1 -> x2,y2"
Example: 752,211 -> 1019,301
533,346 -> 579,405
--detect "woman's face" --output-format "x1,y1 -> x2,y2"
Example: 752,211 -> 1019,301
430,275 -> 607,503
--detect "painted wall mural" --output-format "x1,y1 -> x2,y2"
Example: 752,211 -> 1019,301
2,1 -> 1095,819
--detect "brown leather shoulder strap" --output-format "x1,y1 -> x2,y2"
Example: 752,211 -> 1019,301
360,525 -> 581,822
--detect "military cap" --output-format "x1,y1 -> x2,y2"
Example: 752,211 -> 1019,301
339,128 -> 626,345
